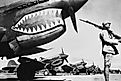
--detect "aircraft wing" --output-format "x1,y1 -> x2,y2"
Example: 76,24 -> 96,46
4,46 -> 49,59
16,47 -> 48,55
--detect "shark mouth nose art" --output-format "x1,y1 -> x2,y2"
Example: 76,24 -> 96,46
11,8 -> 64,34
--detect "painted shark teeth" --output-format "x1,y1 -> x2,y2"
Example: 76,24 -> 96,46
51,22 -> 55,27
12,8 -> 64,34
36,25 -> 41,32
55,19 -> 59,26
41,25 -> 46,31
46,24 -> 50,29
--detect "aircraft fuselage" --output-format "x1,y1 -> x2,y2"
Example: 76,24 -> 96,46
0,0 -> 88,58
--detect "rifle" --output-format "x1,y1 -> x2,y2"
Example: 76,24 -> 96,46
79,19 -> 121,40
79,19 -> 104,30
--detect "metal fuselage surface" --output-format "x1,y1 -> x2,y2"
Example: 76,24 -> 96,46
0,0 -> 88,58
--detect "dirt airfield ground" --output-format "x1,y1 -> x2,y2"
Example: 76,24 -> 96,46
0,73 -> 121,81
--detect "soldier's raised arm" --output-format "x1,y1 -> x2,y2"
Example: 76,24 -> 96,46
79,19 -> 121,42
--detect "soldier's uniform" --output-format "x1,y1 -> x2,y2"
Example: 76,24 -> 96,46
99,22 -> 120,81
100,30 -> 119,55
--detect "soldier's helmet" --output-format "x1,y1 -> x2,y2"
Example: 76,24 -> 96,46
102,22 -> 111,29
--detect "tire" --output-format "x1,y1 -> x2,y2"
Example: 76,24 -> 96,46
43,69 -> 50,76
49,70 -> 56,75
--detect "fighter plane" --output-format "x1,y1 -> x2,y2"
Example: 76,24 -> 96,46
0,0 -> 88,80
39,48 -> 69,75
0,0 -> 88,59
61,59 -> 87,75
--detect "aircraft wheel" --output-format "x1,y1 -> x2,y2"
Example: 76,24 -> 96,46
17,64 -> 35,81
49,70 -> 56,75
17,64 -> 27,81
43,69 -> 50,76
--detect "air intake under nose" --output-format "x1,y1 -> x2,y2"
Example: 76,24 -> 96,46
0,27 -> 6,42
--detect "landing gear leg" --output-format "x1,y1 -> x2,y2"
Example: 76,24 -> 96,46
17,63 -> 35,81
17,57 -> 35,81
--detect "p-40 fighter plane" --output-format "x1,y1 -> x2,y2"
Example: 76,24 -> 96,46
17,48 -> 68,80
0,0 -> 88,59
39,48 -> 69,75
0,0 -> 88,80
61,59 -> 87,75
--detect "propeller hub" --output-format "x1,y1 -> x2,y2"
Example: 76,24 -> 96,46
59,54 -> 68,59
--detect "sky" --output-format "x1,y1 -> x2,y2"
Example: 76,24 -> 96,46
0,0 -> 121,70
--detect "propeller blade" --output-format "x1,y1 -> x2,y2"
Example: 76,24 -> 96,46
93,62 -> 94,65
65,58 -> 69,63
68,7 -> 78,33
82,59 -> 84,62
61,48 -> 64,54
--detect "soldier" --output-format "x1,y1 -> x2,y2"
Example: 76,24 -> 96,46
99,22 -> 121,81
79,19 -> 121,55
79,19 -> 121,81
99,22 -> 120,55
